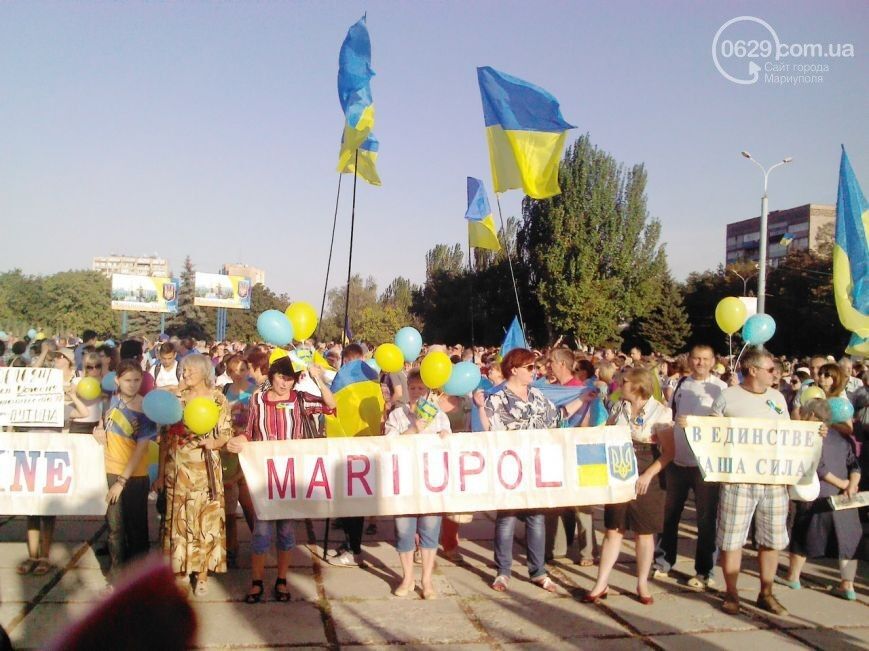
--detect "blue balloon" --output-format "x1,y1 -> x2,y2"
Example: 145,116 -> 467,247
741,313 -> 776,346
394,327 -> 423,362
148,463 -> 159,486
143,389 -> 183,425
257,310 -> 294,346
443,361 -> 483,396
828,397 -> 855,424
101,371 -> 117,393
27,328 -> 37,339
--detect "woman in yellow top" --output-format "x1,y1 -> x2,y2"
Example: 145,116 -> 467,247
155,353 -> 232,596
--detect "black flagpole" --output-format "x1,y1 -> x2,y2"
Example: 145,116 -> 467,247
494,192 -> 526,338
317,174 -> 343,339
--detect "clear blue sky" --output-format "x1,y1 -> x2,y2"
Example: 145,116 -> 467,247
1,2 -> 866,307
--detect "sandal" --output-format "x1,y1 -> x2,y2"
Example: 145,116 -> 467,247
491,574 -> 510,592
32,558 -> 53,576
245,580 -> 264,604
17,558 -> 37,575
274,578 -> 291,602
533,575 -> 558,593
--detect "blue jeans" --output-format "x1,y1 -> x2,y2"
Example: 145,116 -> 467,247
655,464 -> 720,577
494,510 -> 546,580
251,518 -> 296,555
394,515 -> 442,553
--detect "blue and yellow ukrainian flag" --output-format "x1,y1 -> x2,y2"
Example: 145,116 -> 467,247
834,146 -> 869,356
779,233 -> 795,247
339,132 -> 381,186
477,66 -> 575,199
576,443 -> 608,487
337,15 -> 376,178
325,359 -> 384,437
465,177 -> 501,251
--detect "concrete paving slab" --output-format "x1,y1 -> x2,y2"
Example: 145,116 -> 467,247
503,639 -> 647,651
0,603 -> 24,631
191,601 -> 328,647
0,570 -> 46,603
788,626 -> 869,650
330,597 -> 484,645
603,591 -> 766,635
651,628 -> 809,650
465,594 -> 631,643
228,541 -> 316,569
321,564 -> 400,600
7,601 -> 94,649
202,568 -> 319,603
752,586 -> 869,629
42,568 -> 109,602
438,566 -> 568,600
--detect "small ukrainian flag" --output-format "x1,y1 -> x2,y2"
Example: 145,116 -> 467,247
576,443 -> 608,487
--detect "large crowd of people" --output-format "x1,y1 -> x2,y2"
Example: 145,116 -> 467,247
1,328 -> 866,617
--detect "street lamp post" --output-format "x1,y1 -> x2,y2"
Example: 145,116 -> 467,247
740,152 -> 793,314
727,265 -> 758,296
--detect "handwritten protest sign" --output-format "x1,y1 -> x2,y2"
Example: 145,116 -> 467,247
240,426 -> 638,520
0,431 -> 108,515
685,416 -> 822,485
0,368 -> 65,428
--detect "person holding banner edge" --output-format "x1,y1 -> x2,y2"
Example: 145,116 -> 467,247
484,347 -> 560,594
226,356 -> 336,603
384,369 -> 452,598
585,366 -> 674,605
711,347 -> 826,616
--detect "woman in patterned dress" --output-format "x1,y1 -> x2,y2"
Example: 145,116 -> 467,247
156,353 -> 232,596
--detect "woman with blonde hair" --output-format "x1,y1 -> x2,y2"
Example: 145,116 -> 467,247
584,367 -> 674,605
156,353 -> 232,596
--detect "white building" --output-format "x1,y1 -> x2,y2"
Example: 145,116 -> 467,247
93,254 -> 169,278
221,263 -> 266,286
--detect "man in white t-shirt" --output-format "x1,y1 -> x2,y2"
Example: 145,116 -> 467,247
712,348 -> 793,616
153,342 -> 181,393
654,344 -> 727,588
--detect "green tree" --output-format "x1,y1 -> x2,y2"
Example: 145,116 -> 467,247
321,275 -> 379,341
425,244 -> 464,279
166,256 -> 208,339
380,277 -> 416,313
518,135 -> 667,346
635,273 -> 692,355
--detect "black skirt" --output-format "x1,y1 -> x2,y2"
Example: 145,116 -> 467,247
604,444 -> 665,535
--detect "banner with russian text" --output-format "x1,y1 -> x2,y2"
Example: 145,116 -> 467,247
0,432 -> 108,516
111,274 -> 179,313
0,368 -> 64,428
239,427 -> 638,520
685,416 -> 822,484
193,272 -> 252,309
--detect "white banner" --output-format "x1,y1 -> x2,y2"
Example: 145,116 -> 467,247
239,427 -> 638,520
0,368 -> 64,428
0,432 -> 108,516
685,416 -> 823,485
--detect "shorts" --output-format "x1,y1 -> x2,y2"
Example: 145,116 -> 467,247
717,483 -> 789,551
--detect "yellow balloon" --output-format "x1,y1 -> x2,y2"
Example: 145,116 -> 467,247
285,302 -> 318,341
801,386 -> 826,402
420,351 -> 453,389
374,343 -> 404,373
183,397 -> 220,436
715,297 -> 748,335
76,377 -> 102,401
269,348 -> 289,366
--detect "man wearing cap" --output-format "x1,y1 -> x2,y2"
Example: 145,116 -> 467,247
653,344 -> 726,588
74,330 -> 98,372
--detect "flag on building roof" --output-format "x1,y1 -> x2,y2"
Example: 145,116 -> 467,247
477,66 -> 575,199
465,177 -> 501,251
779,233 -> 795,247
336,16 -> 376,178
833,146 -> 869,355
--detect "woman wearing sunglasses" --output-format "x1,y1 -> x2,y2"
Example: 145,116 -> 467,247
484,347 -> 560,594
68,352 -> 105,433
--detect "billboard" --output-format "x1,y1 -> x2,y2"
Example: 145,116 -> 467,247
194,272 -> 251,309
111,274 -> 179,313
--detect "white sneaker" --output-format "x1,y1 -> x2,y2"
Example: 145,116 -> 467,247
687,574 -> 716,589
328,550 -> 363,568
652,568 -> 669,579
